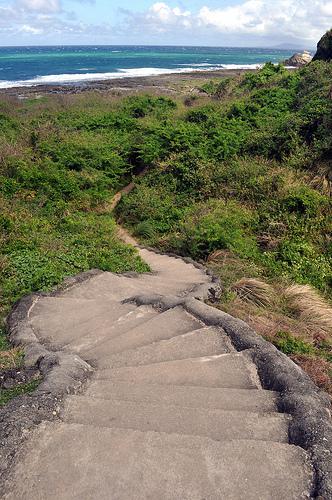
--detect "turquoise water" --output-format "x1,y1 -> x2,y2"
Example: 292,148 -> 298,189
0,45 -> 294,88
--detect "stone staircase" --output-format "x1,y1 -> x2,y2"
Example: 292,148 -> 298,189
4,247 -> 314,499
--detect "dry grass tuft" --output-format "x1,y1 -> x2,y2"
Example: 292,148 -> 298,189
207,249 -> 228,264
231,278 -> 274,308
0,348 -> 22,370
284,284 -> 332,335
309,162 -> 332,196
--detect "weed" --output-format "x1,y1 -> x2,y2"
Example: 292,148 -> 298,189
0,379 -> 41,407
272,331 -> 315,355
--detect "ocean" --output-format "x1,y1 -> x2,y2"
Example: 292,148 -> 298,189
0,45 -> 295,89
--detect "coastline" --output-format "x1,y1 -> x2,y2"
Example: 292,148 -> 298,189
0,68 -> 259,97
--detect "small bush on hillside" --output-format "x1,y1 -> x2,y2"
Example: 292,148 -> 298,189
123,95 -> 176,118
118,182 -> 186,234
240,63 -> 286,90
282,185 -> 329,216
172,200 -> 259,260
135,221 -> 156,240
273,331 -> 315,355
263,239 -> 331,291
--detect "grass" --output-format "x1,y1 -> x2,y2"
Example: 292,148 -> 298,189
0,379 -> 41,407
0,328 -> 23,371
285,284 -> 332,334
230,278 -> 274,308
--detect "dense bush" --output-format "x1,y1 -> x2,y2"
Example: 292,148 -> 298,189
169,200 -> 259,260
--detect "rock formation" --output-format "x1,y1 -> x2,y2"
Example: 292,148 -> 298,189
313,29 -> 332,61
284,51 -> 312,67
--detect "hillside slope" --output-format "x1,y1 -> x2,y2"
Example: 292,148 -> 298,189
0,60 -> 332,399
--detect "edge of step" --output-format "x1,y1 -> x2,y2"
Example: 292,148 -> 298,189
94,353 -> 262,390
84,380 -> 279,412
62,395 -> 291,443
91,326 -> 235,369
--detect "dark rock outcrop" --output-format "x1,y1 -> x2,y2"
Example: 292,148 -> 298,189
313,29 -> 332,61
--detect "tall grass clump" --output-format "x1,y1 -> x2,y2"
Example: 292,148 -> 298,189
285,285 -> 332,335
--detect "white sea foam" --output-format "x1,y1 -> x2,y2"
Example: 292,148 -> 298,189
0,63 -> 262,89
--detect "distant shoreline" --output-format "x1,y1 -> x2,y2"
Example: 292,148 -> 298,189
0,68 -> 265,97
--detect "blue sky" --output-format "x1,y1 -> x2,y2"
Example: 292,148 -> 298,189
0,0 -> 331,46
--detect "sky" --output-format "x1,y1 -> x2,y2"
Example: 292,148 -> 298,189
0,0 -> 331,47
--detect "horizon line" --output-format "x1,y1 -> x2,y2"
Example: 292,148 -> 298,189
0,43 -> 315,50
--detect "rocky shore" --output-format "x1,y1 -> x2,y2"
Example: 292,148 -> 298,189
0,68 -> 257,98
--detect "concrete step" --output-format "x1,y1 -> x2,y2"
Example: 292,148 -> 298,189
5,423 -> 313,500
94,326 -> 234,369
64,266 -> 206,302
29,297 -> 136,346
85,306 -> 203,361
95,353 -> 261,389
63,396 -> 290,443
138,249 -> 206,277
64,305 -> 157,354
64,272 -> 158,301
85,380 -> 278,412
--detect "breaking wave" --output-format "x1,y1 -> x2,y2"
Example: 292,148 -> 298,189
0,63 -> 262,89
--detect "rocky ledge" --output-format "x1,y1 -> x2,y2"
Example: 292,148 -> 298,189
284,51 -> 313,67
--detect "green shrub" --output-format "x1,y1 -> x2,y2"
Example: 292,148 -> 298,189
273,331 -> 315,355
174,200 -> 259,260
241,63 -> 287,90
264,240 -> 332,291
135,221 -> 156,240
282,185 -> 329,216
123,95 -> 176,118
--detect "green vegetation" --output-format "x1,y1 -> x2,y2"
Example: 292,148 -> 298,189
118,62 -> 332,295
272,331 -> 316,356
0,379 -> 40,407
1,60 -> 332,398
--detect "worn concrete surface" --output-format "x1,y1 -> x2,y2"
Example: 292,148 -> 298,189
3,246 -> 315,499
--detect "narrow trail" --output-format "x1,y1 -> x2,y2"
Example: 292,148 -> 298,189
3,182 -> 317,498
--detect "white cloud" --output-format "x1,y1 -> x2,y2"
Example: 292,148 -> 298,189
121,1 -> 332,44
198,1 -> 267,34
148,2 -> 191,23
196,0 -> 332,41
119,2 -> 193,35
17,0 -> 61,12
0,0 -> 99,41
320,1 -> 332,15
19,24 -> 43,34
0,0 -> 331,45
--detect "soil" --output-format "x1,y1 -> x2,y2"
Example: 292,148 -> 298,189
0,367 -> 40,390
